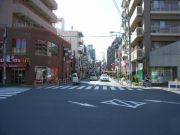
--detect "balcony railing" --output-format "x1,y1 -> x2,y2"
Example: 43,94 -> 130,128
131,49 -> 143,61
131,27 -> 143,45
151,25 -> 180,34
151,4 -> 180,11
130,6 -> 143,28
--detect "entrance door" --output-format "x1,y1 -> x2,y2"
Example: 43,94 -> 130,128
0,68 -> 2,84
11,68 -> 25,84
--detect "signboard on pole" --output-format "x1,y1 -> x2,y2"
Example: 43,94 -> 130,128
138,63 -> 143,82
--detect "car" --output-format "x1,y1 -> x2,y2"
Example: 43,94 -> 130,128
72,73 -> 81,85
90,73 -> 98,81
100,74 -> 109,82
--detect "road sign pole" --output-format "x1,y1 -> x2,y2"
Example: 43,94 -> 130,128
3,23 -> 7,85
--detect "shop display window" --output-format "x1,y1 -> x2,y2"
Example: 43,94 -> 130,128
0,40 -> 3,54
48,42 -> 59,58
12,39 -> 26,54
35,40 -> 47,55
151,68 -> 173,83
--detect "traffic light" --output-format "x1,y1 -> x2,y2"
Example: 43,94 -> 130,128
10,55 -> 14,62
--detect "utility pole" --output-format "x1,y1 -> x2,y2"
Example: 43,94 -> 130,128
127,3 -> 132,87
62,42 -> 64,80
3,23 -> 7,85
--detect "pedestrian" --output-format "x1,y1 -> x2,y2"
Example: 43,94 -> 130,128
144,75 -> 150,87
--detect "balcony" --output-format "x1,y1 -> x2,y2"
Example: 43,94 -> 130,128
129,0 -> 142,15
12,2 -> 57,34
78,46 -> 82,54
130,6 -> 143,31
24,0 -> 57,23
131,27 -> 143,46
151,25 -> 180,36
122,50 -> 128,58
151,4 -> 180,14
121,0 -> 128,8
78,38 -> 83,45
43,0 -> 58,10
131,49 -> 143,62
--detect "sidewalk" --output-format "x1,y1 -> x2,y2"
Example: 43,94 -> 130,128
110,78 -> 180,95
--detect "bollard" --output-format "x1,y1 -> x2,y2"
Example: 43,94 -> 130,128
33,80 -> 36,86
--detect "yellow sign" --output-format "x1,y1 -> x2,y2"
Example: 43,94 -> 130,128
23,57 -> 30,64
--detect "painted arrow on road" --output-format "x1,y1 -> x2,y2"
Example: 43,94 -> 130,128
68,101 -> 97,107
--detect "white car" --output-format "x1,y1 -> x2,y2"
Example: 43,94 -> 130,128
90,73 -> 98,81
100,74 -> 109,82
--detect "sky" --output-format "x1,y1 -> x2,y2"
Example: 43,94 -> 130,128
54,0 -> 122,61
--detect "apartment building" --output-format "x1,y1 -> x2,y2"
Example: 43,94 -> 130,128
121,0 -> 180,85
0,0 -> 71,85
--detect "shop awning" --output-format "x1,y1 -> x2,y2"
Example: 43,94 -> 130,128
0,64 -> 27,67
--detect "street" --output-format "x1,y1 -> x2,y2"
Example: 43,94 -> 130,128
0,78 -> 180,135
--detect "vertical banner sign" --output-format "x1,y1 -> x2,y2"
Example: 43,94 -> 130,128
138,63 -> 143,82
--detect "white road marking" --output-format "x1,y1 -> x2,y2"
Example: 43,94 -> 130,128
145,100 -> 180,105
136,89 -> 143,91
44,86 -> 57,89
110,87 -> 116,90
103,86 -> 107,90
0,95 -> 14,97
69,86 -> 78,89
77,86 -> 85,89
61,86 -> 71,89
0,97 -> 7,99
94,80 -> 100,86
86,86 -> 92,90
127,88 -> 134,90
101,99 -> 146,108
69,101 -> 96,107
94,86 -> 99,90
117,87 -> 125,90
52,86 -> 63,89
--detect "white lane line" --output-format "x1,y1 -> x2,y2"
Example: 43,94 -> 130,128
127,88 -> 134,90
69,86 -> 78,89
103,86 -> 107,90
110,87 -> 116,90
117,87 -> 125,90
94,80 -> 100,87
61,86 -> 71,89
86,86 -> 92,90
136,89 -> 143,91
0,95 -> 14,97
52,86 -> 63,89
94,86 -> 99,90
44,86 -> 57,89
0,92 -> 21,94
77,86 -> 85,89
0,97 -> 7,99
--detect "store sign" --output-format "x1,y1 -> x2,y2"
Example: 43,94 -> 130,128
138,63 -> 143,82
0,57 -> 30,64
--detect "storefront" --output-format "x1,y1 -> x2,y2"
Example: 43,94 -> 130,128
151,68 -> 173,83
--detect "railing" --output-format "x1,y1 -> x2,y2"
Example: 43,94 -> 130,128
130,6 -> 143,26
131,49 -> 143,61
151,25 -> 180,34
151,4 -> 180,11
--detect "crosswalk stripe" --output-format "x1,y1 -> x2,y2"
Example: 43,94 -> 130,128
127,88 -> 134,90
52,86 -> 63,89
61,86 -> 71,89
117,87 -> 125,90
136,89 -> 143,91
44,86 -> 57,89
86,86 -> 92,90
0,97 -> 7,99
94,86 -> 99,90
103,86 -> 107,90
69,86 -> 78,89
110,87 -> 116,90
77,86 -> 85,89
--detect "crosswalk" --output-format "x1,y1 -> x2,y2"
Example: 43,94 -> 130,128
36,85 -> 143,91
0,87 -> 31,101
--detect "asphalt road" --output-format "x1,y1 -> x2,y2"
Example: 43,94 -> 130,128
0,78 -> 180,135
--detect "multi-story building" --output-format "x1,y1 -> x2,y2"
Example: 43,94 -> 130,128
0,0 -> 71,85
87,45 -> 96,73
121,0 -> 180,85
107,45 -> 115,72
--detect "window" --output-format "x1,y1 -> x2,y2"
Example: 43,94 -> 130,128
35,40 -> 47,55
48,42 -> 59,58
12,39 -> 26,54
153,0 -> 165,9
0,40 -> 3,54
154,21 -> 166,30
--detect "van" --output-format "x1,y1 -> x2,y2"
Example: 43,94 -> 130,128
90,73 -> 98,81
72,73 -> 81,85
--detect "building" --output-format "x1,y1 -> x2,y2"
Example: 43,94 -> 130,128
121,0 -> 180,85
107,45 -> 115,72
87,45 -> 96,73
0,0 -> 71,85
